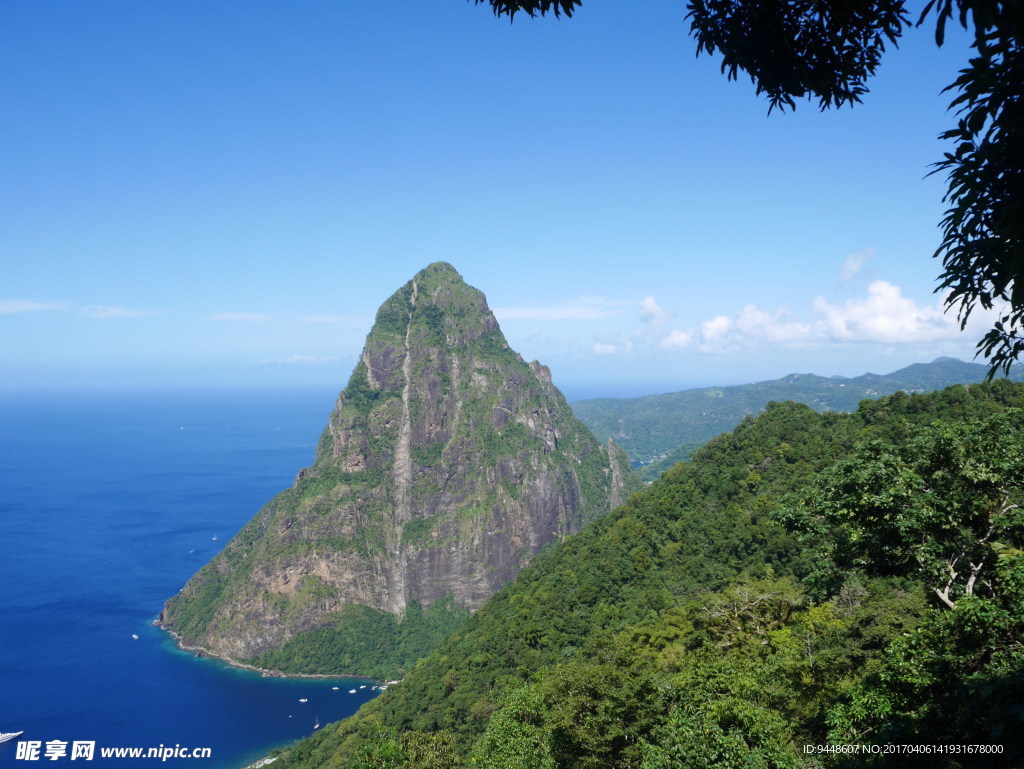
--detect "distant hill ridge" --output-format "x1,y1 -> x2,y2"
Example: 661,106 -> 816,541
571,357 -> 1024,478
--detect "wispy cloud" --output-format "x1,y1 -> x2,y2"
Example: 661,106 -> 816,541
2,299 -> 160,318
838,249 -> 873,285
588,329 -> 637,356
80,305 -> 159,319
257,355 -> 338,365
0,299 -> 69,314
298,314 -> 365,324
494,296 -> 623,321
208,312 -> 271,322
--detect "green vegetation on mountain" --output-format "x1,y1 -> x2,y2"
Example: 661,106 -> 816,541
270,379 -> 1024,768
571,357 -> 1024,478
161,263 -> 641,678
252,600 -> 470,680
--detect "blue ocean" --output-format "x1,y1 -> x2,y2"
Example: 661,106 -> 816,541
0,388 -> 381,768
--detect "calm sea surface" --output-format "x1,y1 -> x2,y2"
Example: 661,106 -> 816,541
0,388 -> 380,768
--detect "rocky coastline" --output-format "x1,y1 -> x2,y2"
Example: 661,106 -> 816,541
155,619 -> 379,682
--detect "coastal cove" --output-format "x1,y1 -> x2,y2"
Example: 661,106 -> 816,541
0,389 -> 380,768
161,626 -> 382,681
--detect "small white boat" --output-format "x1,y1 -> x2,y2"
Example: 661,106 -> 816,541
313,716 -> 320,730
131,634 -> 139,640
331,686 -> 339,690
298,698 -> 308,703
348,689 -> 356,694
0,732 -> 24,744
359,685 -> 366,689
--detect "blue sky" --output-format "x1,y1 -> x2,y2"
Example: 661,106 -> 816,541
1,1 -> 995,399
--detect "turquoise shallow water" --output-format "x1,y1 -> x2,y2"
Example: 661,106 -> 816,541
0,388 -> 379,768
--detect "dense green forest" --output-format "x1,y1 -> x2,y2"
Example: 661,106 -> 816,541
572,357 -> 1024,478
271,381 -> 1024,768
251,599 -> 470,680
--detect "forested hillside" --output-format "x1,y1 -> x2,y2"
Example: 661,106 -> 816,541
272,381 -> 1024,769
572,357 -> 1024,478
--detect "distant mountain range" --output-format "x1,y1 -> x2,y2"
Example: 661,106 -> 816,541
571,357 -> 1024,479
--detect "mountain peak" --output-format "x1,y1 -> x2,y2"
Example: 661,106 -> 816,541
161,264 -> 641,676
368,263 -> 499,350
415,260 -> 460,279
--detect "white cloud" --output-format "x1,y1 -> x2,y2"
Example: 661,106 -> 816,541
208,312 -> 271,322
812,281 -> 957,343
699,315 -> 734,349
735,305 -> 812,344
638,296 -> 671,326
505,279 -> 985,363
589,330 -> 636,356
0,299 -> 69,314
657,280 -> 966,355
258,355 -> 338,365
838,249 -> 873,284
494,296 -> 622,321
80,305 -> 158,319
659,329 -> 695,349
692,307 -> 813,354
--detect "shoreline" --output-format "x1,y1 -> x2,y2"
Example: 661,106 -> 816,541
156,619 -> 399,769
155,621 -> 380,682
244,758 -> 278,769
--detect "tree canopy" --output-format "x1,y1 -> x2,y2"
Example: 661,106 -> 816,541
272,382 -> 1024,768
473,0 -> 1024,375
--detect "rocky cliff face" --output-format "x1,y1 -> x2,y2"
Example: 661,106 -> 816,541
160,263 -> 640,670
